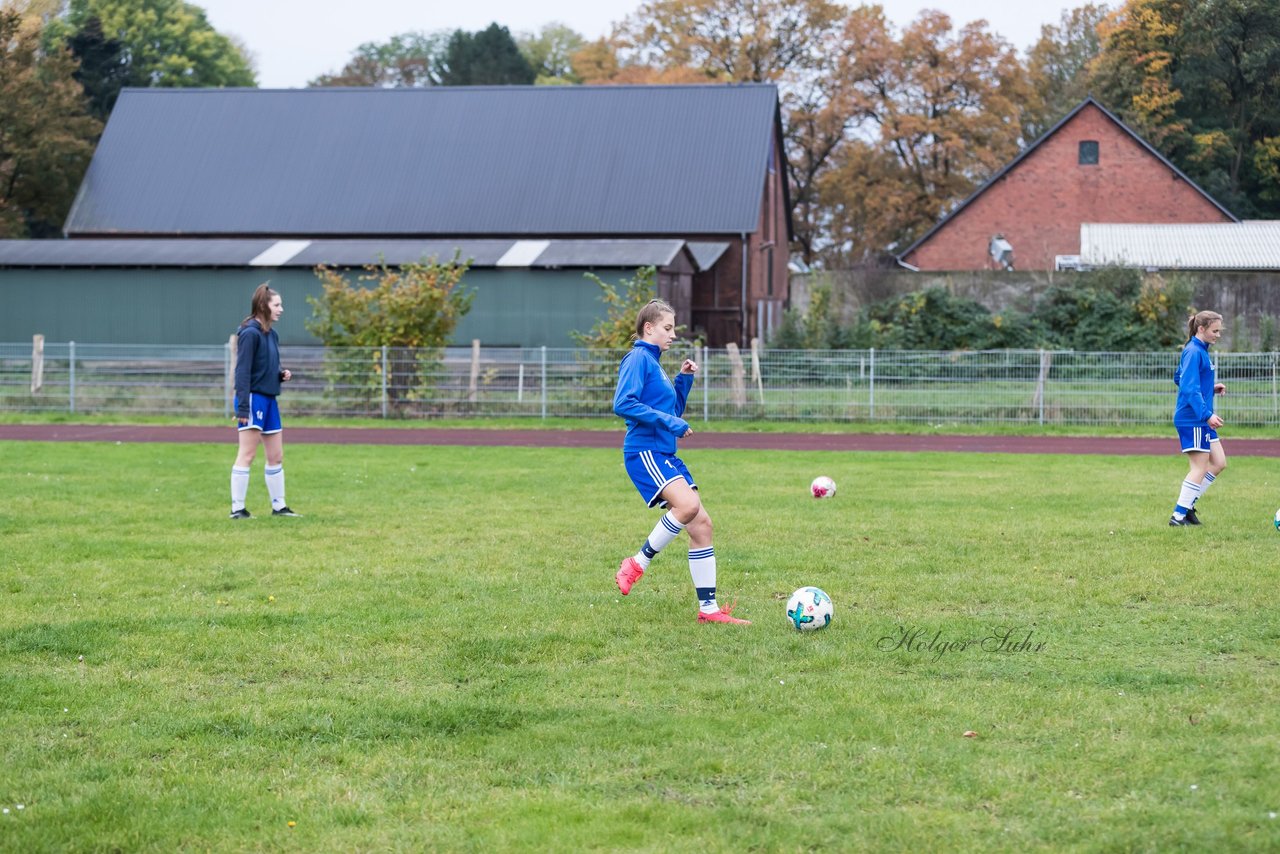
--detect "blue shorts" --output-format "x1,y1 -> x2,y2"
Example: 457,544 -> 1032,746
624,451 -> 697,508
1176,425 -> 1218,453
237,393 -> 282,434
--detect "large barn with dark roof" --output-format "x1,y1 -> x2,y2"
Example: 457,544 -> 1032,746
1,84 -> 791,346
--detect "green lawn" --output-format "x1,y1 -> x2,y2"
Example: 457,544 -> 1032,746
2,440 -> 1278,851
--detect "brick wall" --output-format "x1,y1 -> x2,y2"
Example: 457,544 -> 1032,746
903,103 -> 1235,271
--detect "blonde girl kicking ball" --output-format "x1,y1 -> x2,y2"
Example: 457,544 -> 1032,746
1169,310 -> 1227,526
612,299 -> 749,624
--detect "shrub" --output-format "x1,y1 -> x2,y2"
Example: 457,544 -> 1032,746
307,256 -> 472,413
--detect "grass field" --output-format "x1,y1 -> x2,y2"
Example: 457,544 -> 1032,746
2,439 -> 1279,851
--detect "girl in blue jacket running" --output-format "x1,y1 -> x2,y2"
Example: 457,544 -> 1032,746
612,299 -> 749,624
1169,310 -> 1227,526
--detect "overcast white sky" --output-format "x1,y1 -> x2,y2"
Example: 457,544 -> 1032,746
196,0 -> 1076,89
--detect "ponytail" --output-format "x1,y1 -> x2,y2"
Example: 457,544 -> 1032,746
632,298 -> 676,341
1188,310 -> 1223,340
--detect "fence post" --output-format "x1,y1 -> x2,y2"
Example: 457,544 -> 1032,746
381,345 -> 389,419
31,334 -> 44,394
702,344 -> 709,422
724,343 -> 747,411
540,346 -> 547,421
68,341 -> 76,414
868,347 -> 875,419
750,337 -> 765,405
468,339 -> 481,404
224,336 -> 234,418
1035,348 -> 1051,426
518,363 -> 525,403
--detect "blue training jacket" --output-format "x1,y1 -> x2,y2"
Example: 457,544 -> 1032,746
234,318 -> 283,418
613,341 -> 694,454
1173,336 -> 1215,426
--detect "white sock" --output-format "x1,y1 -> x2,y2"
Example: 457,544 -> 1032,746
264,465 -> 286,510
689,546 -> 717,613
230,466 -> 250,511
1174,479 -> 1201,517
634,511 -> 684,569
1194,471 -> 1216,505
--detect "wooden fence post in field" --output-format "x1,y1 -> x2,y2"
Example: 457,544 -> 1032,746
725,342 -> 747,409
226,334 -> 237,418
469,339 -> 481,403
31,334 -> 44,394
750,337 -> 765,405
1032,349 -> 1052,425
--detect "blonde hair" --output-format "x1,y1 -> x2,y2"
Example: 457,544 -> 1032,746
1188,310 -> 1223,340
633,298 -> 675,341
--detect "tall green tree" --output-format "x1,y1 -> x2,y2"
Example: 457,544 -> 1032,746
1091,0 -> 1280,216
517,22 -> 585,85
64,15 -> 127,120
309,30 -> 449,88
438,23 -> 535,86
0,8 -> 100,237
1177,0 -> 1280,215
1023,3 -> 1109,138
47,0 -> 255,117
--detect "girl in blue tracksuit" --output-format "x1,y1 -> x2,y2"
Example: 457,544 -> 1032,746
612,299 -> 749,624
1169,310 -> 1227,526
229,283 -> 299,519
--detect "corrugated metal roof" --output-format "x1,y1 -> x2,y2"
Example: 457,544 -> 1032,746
686,241 -> 730,271
1080,222 -> 1280,269
0,238 -> 705,268
291,240 -> 514,267
65,85 -> 782,237
0,238 -> 275,266
533,239 -> 685,268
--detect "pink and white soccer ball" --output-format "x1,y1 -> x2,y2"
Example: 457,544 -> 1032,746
810,476 -> 836,499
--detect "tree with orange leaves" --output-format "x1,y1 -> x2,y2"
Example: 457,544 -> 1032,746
572,0 -> 852,262
820,10 -> 1033,263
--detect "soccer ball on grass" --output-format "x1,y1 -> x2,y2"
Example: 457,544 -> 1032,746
810,476 -> 836,498
786,586 -> 833,631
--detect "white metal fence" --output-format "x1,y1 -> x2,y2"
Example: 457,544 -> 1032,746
4,342 -> 1280,425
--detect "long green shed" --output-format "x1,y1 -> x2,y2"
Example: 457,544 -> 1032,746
0,239 -> 701,347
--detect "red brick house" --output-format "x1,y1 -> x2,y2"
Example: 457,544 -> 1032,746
898,97 -> 1237,272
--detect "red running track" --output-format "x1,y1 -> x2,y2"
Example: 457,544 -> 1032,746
3,423 -> 1280,456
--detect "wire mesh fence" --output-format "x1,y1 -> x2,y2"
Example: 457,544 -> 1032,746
3,342 -> 1280,425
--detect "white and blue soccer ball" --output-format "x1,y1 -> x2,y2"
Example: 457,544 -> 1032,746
786,586 -> 833,632
810,476 -> 837,499
1274,508 -> 1280,530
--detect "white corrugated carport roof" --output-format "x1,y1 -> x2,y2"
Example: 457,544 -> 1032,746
1080,222 -> 1280,270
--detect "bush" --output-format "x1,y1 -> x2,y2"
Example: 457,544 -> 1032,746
307,256 -> 472,412
779,268 -> 1195,352
1033,267 -> 1191,351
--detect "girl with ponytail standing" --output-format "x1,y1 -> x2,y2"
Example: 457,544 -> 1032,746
230,283 -> 299,519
